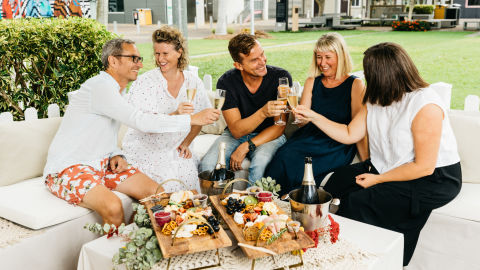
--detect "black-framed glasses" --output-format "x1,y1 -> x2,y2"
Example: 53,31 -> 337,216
114,55 -> 143,63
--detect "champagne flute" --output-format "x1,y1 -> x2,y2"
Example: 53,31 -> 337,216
184,79 -> 196,115
214,89 -> 226,110
186,87 -> 197,104
210,89 -> 226,128
275,78 -> 289,126
279,77 -> 291,113
288,84 -> 302,124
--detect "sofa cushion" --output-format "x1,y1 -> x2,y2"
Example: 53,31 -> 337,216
432,183 -> 480,222
448,110 -> 480,184
192,133 -> 219,159
191,134 -> 251,170
0,177 -> 132,230
0,117 -> 62,187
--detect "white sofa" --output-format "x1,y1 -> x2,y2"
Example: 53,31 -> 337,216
0,113 -> 248,270
406,109 -> 480,270
0,91 -> 479,270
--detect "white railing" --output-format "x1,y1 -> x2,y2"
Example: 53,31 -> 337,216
1,74 -> 478,123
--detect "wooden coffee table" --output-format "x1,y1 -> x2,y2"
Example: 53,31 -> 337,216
78,214 -> 403,270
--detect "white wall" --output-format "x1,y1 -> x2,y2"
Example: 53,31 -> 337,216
324,0 -> 337,14
351,7 -> 363,18
225,0 -> 244,23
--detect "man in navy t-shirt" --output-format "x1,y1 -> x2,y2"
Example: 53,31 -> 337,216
200,34 -> 292,185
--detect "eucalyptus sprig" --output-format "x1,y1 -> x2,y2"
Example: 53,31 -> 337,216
254,177 -> 281,196
113,227 -> 162,270
133,203 -> 152,228
84,222 -> 126,238
110,203 -> 162,269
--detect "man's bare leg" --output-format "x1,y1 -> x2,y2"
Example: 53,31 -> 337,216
79,173 -> 161,227
79,185 -> 125,227
115,172 -> 163,201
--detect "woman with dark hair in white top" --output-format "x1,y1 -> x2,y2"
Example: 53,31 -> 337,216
294,42 -> 461,266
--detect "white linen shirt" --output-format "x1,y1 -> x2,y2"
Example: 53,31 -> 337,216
43,71 -> 191,176
367,86 -> 460,174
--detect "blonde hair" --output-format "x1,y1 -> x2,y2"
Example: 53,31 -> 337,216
308,32 -> 352,80
152,26 -> 189,70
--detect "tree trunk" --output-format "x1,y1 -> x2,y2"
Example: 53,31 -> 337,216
315,0 -> 325,16
96,0 -> 109,26
408,0 -> 415,21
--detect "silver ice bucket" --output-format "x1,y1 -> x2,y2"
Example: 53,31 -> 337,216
285,188 -> 340,232
198,170 -> 235,196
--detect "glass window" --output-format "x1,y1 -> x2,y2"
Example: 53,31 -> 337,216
467,0 -> 480,6
109,0 -> 124,12
352,0 -> 361,6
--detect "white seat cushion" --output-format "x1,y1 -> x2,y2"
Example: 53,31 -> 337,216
432,183 -> 480,222
0,177 -> 132,230
191,134 -> 251,169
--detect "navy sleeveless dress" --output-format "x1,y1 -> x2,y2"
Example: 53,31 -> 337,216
265,75 -> 357,195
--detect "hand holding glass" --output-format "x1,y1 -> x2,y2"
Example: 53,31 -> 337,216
210,89 -> 226,127
275,77 -> 289,125
288,84 -> 302,124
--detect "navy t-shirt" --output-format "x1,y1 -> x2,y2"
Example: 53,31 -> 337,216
217,65 -> 292,134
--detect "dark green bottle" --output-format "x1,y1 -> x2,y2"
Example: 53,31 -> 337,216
300,157 -> 320,204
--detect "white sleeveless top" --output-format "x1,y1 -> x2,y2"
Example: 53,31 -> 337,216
367,86 -> 460,174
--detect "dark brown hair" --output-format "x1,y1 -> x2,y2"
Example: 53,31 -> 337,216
152,26 -> 188,70
228,34 -> 257,63
362,42 -> 429,106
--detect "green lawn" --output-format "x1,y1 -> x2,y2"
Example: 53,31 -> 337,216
137,30 -> 480,110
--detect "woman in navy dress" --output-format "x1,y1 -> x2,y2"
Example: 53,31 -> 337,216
265,33 -> 367,195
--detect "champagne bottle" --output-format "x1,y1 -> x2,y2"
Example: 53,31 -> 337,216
300,157 -> 320,204
209,142 -> 227,181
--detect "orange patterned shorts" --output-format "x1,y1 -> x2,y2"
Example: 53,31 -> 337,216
45,157 -> 139,205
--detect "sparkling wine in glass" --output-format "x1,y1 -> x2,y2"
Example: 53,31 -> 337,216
288,84 -> 302,124
210,89 -> 226,128
275,77 -> 289,126
214,89 -> 226,110
187,88 -> 197,103
287,95 -> 298,109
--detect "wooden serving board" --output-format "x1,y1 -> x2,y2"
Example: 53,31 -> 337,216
210,195 -> 315,259
143,192 -> 232,259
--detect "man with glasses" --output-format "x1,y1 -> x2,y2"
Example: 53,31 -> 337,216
43,38 -> 220,228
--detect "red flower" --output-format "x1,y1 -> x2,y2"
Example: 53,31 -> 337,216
106,227 -> 119,239
328,215 -> 340,244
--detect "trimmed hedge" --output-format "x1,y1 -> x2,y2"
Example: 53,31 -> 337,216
406,5 -> 435,14
392,20 -> 431,31
0,17 -> 117,120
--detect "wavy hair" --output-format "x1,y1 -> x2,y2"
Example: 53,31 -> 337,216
152,26 -> 189,70
228,33 -> 257,63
